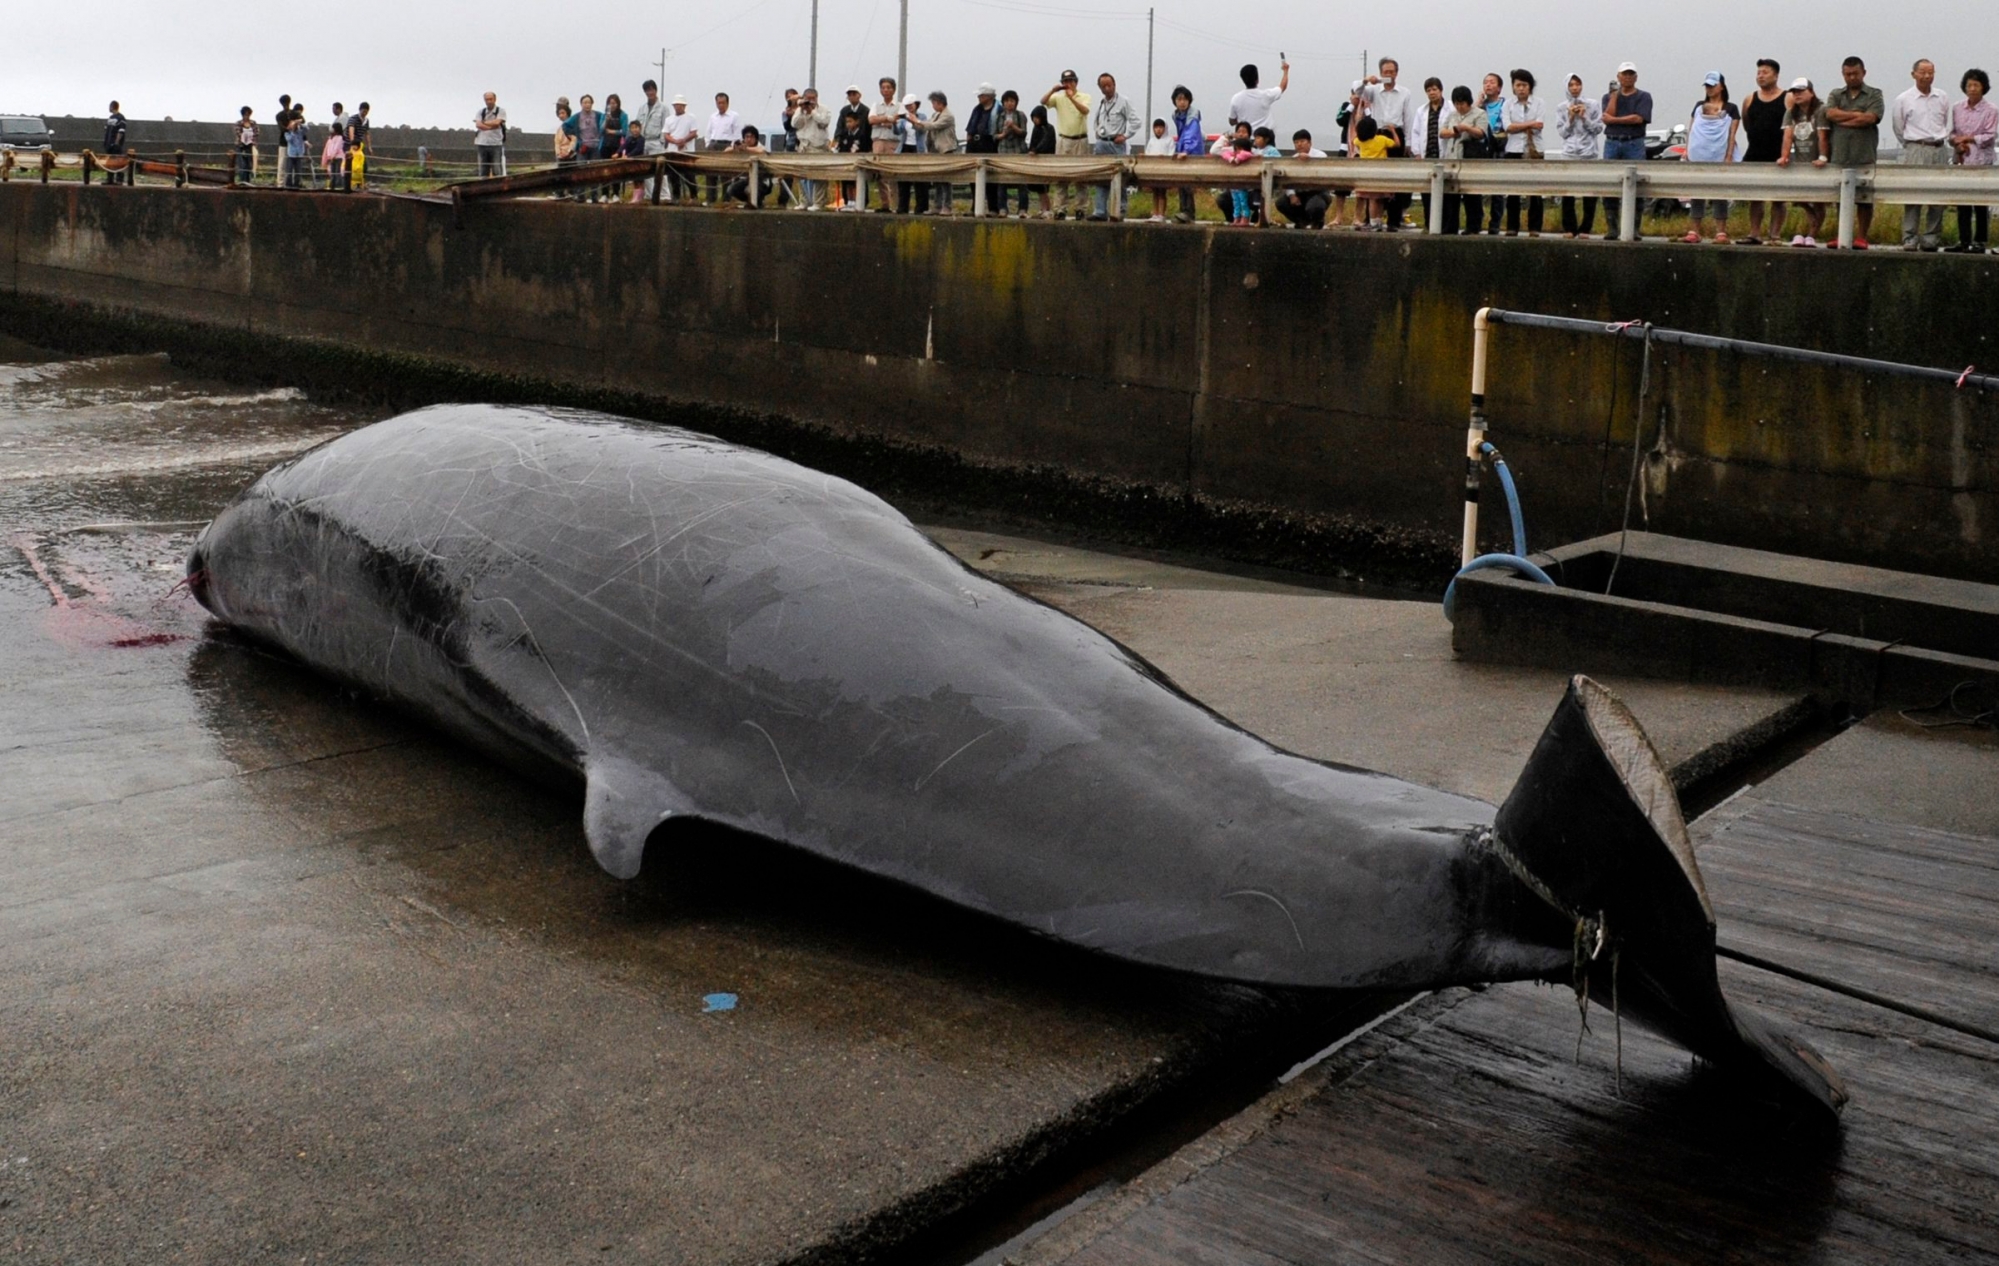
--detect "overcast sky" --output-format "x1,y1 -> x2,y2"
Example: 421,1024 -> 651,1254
14,3 -> 1988,135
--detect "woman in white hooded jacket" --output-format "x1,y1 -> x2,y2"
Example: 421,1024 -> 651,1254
1554,73 -> 1604,236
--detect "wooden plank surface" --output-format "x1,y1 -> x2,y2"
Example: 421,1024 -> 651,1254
1035,796 -> 1999,1265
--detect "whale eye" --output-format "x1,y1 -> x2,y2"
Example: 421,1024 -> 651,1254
186,549 -> 210,603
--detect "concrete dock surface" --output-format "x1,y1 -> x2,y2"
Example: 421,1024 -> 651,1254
4,365 -> 1991,1263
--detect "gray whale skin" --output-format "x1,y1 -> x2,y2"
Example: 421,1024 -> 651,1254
189,405 -> 1843,1118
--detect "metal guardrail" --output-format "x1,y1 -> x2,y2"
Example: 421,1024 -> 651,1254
446,153 -> 1999,248
20,146 -> 1999,249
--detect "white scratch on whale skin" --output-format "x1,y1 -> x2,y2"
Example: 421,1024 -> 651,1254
914,727 -> 1000,792
742,719 -> 801,804
1223,888 -> 1306,951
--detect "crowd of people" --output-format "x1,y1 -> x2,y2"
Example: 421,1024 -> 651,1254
106,48 -> 1997,252
221,97 -> 377,190
523,53 -> 1995,250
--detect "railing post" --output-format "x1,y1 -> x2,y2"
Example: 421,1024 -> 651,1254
974,159 -> 987,218
750,159 -> 762,208
857,165 -> 870,212
175,150 -> 188,188
651,157 -> 664,205
82,152 -> 95,186
1837,168 -> 1858,249
1111,165 -> 1126,221
1429,164 -> 1446,235
1619,166 -> 1639,241
41,151 -> 52,184
1258,162 -> 1274,226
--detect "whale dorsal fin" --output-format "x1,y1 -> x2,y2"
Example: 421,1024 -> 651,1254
582,753 -> 697,880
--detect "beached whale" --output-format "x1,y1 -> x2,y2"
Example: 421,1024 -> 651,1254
188,404 -> 1843,1117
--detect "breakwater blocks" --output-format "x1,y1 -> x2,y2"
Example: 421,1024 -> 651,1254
2,184 -> 1994,582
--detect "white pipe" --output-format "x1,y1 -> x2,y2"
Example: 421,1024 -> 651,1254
1837,168 -> 1858,249
1464,308 -> 1493,567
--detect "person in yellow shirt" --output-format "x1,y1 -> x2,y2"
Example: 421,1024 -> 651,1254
1348,115 -> 1391,228
1039,69 -> 1093,217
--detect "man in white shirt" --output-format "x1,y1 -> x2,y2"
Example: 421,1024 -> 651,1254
637,80 -> 669,199
1229,59 -> 1289,134
473,92 -> 507,178
705,92 -> 742,203
1362,57 -> 1413,229
1892,58 -> 1953,250
1361,58 -> 1413,150
661,95 -> 699,201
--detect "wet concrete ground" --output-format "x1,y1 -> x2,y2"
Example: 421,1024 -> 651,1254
2,344 -> 1819,1262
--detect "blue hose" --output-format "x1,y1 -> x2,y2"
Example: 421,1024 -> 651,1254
1443,443 -> 1555,621
1443,553 -> 1556,622
1482,442 -> 1528,558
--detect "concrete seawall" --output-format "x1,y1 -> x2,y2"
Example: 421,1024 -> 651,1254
3,183 -> 1994,581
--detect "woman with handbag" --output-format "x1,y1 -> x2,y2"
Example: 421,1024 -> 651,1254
1501,69 -> 1546,236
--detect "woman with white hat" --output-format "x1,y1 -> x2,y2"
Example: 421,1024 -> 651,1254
1774,77 -> 1828,246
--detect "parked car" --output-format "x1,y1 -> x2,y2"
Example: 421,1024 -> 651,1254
0,115 -> 55,151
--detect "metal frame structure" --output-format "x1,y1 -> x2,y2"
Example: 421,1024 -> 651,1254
1461,307 -> 1999,567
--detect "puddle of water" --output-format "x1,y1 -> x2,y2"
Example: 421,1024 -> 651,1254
0,343 -> 378,528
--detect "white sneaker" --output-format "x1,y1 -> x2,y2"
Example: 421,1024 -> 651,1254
1790,235 -> 1807,246
1804,235 -> 1819,247
1148,214 -> 1164,222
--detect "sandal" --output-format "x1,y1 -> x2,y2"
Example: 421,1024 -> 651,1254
1680,230 -> 1703,244
1740,235 -> 1761,245
1714,232 -> 1731,244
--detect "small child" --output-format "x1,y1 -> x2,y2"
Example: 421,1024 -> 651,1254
1142,118 -> 1174,220
1349,116 -> 1390,228
322,125 -> 345,188
621,120 -> 646,159
233,107 -> 257,185
284,114 -> 308,190
1220,136 -> 1257,225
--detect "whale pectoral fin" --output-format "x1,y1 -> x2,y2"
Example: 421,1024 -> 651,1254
582,754 -> 698,880
1494,675 -> 1847,1120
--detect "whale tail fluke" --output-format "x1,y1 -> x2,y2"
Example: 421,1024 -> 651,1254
1493,676 -> 1847,1120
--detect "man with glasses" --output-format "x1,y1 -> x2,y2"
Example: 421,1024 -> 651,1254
1041,70 -> 1093,218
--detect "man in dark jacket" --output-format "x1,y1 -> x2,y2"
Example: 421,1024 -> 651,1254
836,86 -> 871,146
103,101 -> 128,184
